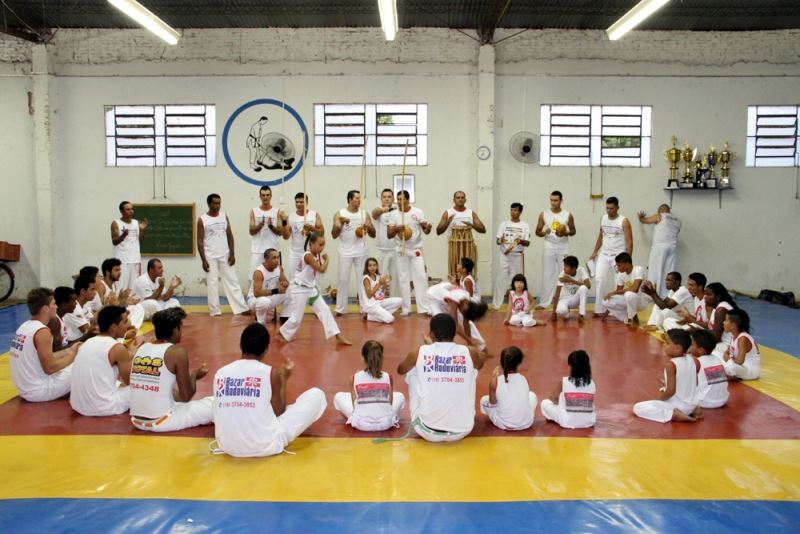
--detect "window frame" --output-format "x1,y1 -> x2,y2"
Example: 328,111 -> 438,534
746,105 -> 800,168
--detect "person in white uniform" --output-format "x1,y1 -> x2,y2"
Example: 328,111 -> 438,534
601,253 -> 648,325
247,248 -> 289,325
69,305 -> 138,417
79,266 -> 104,318
10,288 -> 81,402
63,276 -> 97,342
550,256 -> 591,322
436,190 -> 487,277
212,323 -> 327,457
705,282 -> 738,357
248,185 -> 287,279
132,258 -> 182,320
633,329 -> 701,423
535,191 -> 576,307
197,193 -> 249,317
283,192 -> 325,282
503,274 -> 536,327
360,258 -> 403,324
541,349 -> 596,429
387,190 -> 432,316
111,201 -> 148,290
456,257 -> 481,303
722,309 -> 761,380
638,205 -> 681,298
51,286 -> 96,349
99,258 -> 145,329
371,188 -> 399,298
493,202 -> 530,309
397,313 -> 486,442
480,346 -> 537,431
278,232 -> 351,345
129,308 -> 214,432
334,340 -> 405,431
690,329 -> 729,410
662,272 -> 708,331
589,196 -> 632,316
332,190 -> 375,315
427,282 -> 490,352
642,272 -> 693,331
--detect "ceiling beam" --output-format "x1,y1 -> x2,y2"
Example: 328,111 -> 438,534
0,26 -> 44,43
478,0 -> 512,45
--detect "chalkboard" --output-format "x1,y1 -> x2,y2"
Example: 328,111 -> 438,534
134,204 -> 196,256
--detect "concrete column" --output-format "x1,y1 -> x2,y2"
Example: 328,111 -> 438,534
31,44 -> 55,287
476,44 -> 495,284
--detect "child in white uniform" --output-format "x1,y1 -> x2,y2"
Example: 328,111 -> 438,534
691,328 -> 729,410
334,340 -> 405,431
503,275 -> 537,327
705,282 -> 737,357
601,252 -> 648,325
551,255 -> 590,322
541,350 -> 596,429
457,257 -> 481,304
480,346 -> 537,430
722,309 -> 760,380
360,258 -> 403,324
426,282 -> 489,351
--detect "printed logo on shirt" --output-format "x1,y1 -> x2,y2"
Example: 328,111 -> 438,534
564,392 -> 594,413
132,356 -> 163,376
10,333 -> 26,356
422,353 -> 468,374
704,364 -> 727,385
355,382 -> 390,404
512,297 -> 526,312
216,376 -> 263,398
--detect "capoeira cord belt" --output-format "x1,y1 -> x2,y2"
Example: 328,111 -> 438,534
372,417 -> 461,444
292,279 -> 322,306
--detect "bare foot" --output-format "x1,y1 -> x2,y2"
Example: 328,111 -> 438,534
362,314 -> 368,321
593,311 -> 608,319
693,406 -> 705,420
672,409 -> 698,423
630,316 -> 640,326
335,312 -> 344,317
276,332 -> 289,343
336,334 -> 353,346
578,315 -> 586,324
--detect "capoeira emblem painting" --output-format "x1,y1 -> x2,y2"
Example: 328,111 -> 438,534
223,98 -> 309,187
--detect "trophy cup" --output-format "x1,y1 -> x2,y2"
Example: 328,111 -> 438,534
696,157 -> 709,188
680,141 -> 695,188
719,142 -> 733,188
706,144 -> 718,188
664,135 -> 681,189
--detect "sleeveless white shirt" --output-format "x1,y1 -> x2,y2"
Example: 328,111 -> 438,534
350,370 -> 396,430
558,377 -> 596,428
709,301 -> 734,345
730,332 -> 761,372
113,219 -> 141,263
463,274 -> 480,301
362,274 -> 385,304
214,359 -> 285,457
373,208 -> 396,251
508,290 -> 530,314
250,206 -> 281,254
288,210 -> 318,255
294,252 -> 319,288
248,264 -> 281,299
9,320 -> 52,398
69,335 -> 123,415
337,208 -> 367,257
697,353 -> 729,406
446,207 -> 473,238
493,373 -> 534,429
201,212 -> 230,260
666,355 -> 698,414
543,210 -> 571,248
129,342 -> 176,418
693,296 -> 708,324
414,342 -> 477,433
389,207 -> 426,250
600,214 -> 627,254
653,213 -> 681,245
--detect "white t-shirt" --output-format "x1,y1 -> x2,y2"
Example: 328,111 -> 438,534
492,373 -> 535,429
697,353 -> 729,407
69,335 -> 125,416
614,266 -> 645,292
542,210 -> 571,248
132,274 -> 162,302
653,213 -> 681,245
496,220 -> 530,255
129,341 -> 176,419
557,267 -> 589,301
372,208 -> 396,251
250,206 -> 281,254
667,286 -> 693,313
63,302 -> 90,342
336,208 -> 368,258
414,342 -> 477,433
349,370 -> 396,430
389,207 -> 427,251
113,218 -> 141,264
288,210 -> 318,255
600,214 -> 628,254
200,212 -> 230,260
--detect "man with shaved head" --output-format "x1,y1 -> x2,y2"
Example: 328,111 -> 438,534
638,204 -> 681,298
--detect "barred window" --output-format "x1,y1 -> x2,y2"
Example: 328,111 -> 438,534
105,105 -> 216,167
540,105 -> 651,167
746,106 -> 800,167
314,104 -> 427,166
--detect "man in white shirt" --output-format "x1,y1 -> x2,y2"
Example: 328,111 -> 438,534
332,190 -> 375,315
111,201 -> 148,290
63,276 -> 97,342
282,192 -> 325,281
663,272 -> 709,332
387,190 -> 432,316
535,191 -> 576,307
248,185 -> 287,279
589,196 -> 633,316
371,188 -> 399,298
197,193 -> 249,317
638,205 -> 681,298
132,258 -> 182,320
435,191 -> 487,277
601,252 -> 648,325
642,271 -> 694,331
550,255 -> 591,322
99,257 -> 145,329
10,288 -> 81,402
493,202 -> 531,309
247,248 -> 289,325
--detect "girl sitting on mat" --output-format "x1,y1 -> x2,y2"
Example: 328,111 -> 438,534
502,274 -> 540,327
540,349 -> 596,429
479,346 -> 537,430
360,258 -> 403,324
722,309 -> 760,380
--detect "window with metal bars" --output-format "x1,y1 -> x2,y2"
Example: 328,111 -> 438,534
540,105 -> 651,167
746,106 -> 800,167
105,104 -> 216,167
314,104 -> 427,166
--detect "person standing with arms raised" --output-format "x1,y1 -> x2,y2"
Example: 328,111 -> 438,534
638,204 -> 681,298
371,188 -> 399,298
436,191 -> 487,277
111,201 -> 148,290
535,191 -> 576,308
248,185 -> 286,280
332,190 -> 375,315
588,196 -> 632,317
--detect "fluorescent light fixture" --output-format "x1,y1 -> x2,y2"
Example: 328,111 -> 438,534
606,0 -> 669,41
377,0 -> 398,41
108,0 -> 180,45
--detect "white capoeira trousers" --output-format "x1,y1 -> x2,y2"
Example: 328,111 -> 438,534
405,369 -> 470,443
555,285 -> 589,318
375,248 -> 399,299
603,291 -> 648,322
274,388 -> 328,444
139,298 -> 181,320
723,359 -> 759,380
539,245 -> 568,307
125,303 -> 146,329
509,313 -> 536,327
333,391 -> 406,431
131,396 -> 214,432
397,251 -> 430,315
336,254 -> 368,314
647,243 -> 677,298
479,392 -> 537,430
19,366 -> 72,403
592,252 -> 619,314
493,253 -> 524,308
206,256 -> 249,316
248,293 -> 289,325
362,297 -> 403,324
279,284 -> 341,341
119,263 -> 141,291
647,306 -> 679,330
633,399 -> 693,423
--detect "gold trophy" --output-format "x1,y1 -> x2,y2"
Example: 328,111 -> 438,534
664,135 -> 681,189
681,140 -> 695,187
706,144 -> 718,188
719,142 -> 733,188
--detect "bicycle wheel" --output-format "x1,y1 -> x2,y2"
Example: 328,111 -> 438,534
0,263 -> 14,302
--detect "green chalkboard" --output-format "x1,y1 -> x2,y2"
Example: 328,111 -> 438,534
134,204 -> 196,256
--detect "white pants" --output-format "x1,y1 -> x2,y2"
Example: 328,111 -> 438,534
207,256 -> 249,316
540,399 -> 563,427
493,253 -> 524,308
139,298 -> 181,320
723,359 -> 760,380
633,399 -> 693,423
540,245 -> 568,307
333,391 -> 405,431
509,312 -> 536,327
397,250 -> 430,315
647,306 -> 679,330
131,396 -> 214,432
18,366 -> 72,402
362,297 -> 403,324
72,386 -> 130,417
661,316 -> 693,331
119,262 -> 141,291
125,304 -> 145,329
376,248 -> 399,299
480,392 -> 537,430
406,369 -> 471,442
279,285 -> 340,341
336,254 -> 368,314
555,285 -> 589,318
275,388 -> 328,444
248,293 -> 289,325
647,243 -> 677,299
593,251 -> 619,314
603,291 -> 648,322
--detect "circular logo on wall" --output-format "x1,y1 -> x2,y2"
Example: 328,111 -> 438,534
222,99 -> 309,187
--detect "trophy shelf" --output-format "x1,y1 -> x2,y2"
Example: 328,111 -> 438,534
663,186 -> 733,210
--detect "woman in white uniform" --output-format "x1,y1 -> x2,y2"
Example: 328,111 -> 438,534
360,258 -> 403,324
722,309 -> 761,380
541,350 -> 596,429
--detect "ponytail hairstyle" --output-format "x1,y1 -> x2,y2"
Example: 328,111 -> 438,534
361,340 -> 384,379
510,273 -> 528,292
304,231 -> 323,252
706,282 -> 738,310
499,346 -> 524,383
725,308 -> 751,334
567,350 -> 592,388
